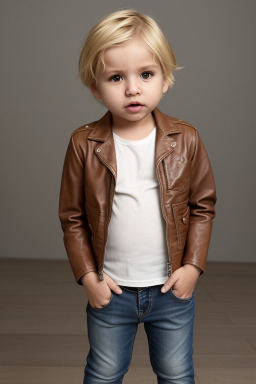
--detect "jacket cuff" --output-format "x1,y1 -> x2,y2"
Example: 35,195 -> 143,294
182,259 -> 205,275
76,268 -> 97,285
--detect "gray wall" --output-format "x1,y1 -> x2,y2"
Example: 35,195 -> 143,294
1,0 -> 255,263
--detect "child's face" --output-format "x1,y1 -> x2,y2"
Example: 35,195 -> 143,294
90,37 -> 169,127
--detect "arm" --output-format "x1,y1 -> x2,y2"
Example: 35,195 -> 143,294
183,130 -> 217,272
58,133 -> 97,285
59,132 -> 123,305
162,130 -> 217,296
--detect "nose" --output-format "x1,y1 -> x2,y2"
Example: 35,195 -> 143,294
125,77 -> 141,96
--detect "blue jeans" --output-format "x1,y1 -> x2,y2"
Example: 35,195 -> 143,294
83,285 -> 195,384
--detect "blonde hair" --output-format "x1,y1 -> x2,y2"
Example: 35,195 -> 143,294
79,9 -> 179,89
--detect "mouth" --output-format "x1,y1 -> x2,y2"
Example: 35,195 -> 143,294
125,102 -> 144,112
126,101 -> 143,107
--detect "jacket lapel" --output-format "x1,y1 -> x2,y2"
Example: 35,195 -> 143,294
152,108 -> 182,167
87,111 -> 118,180
87,107 -> 182,179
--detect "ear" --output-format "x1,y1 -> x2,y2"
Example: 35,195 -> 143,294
90,83 -> 101,99
162,78 -> 169,94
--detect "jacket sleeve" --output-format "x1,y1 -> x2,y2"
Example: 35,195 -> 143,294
58,133 -> 97,285
182,130 -> 217,273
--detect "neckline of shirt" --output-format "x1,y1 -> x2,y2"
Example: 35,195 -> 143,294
112,126 -> 156,146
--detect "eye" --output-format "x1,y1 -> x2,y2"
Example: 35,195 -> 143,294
110,75 -> 122,82
141,71 -> 153,80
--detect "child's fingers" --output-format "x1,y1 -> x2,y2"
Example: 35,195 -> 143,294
161,276 -> 178,293
109,281 -> 123,295
105,274 -> 123,294
161,281 -> 172,293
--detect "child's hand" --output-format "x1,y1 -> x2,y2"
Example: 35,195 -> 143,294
81,272 -> 122,308
161,264 -> 201,298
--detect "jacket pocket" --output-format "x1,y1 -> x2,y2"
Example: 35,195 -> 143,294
85,203 -> 99,239
172,199 -> 190,250
163,157 -> 190,192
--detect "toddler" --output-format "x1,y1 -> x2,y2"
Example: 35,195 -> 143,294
59,9 -> 216,384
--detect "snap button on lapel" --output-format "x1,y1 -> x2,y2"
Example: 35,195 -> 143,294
182,217 -> 187,224
96,148 -> 101,153
171,142 -> 176,147
85,125 -> 89,128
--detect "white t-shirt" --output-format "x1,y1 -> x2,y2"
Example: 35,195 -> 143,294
103,127 -> 169,287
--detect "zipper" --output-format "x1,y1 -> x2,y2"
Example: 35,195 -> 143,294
98,270 -> 104,281
95,146 -> 117,281
156,163 -> 172,277
98,175 -> 116,281
167,262 -> 172,277
163,158 -> 171,190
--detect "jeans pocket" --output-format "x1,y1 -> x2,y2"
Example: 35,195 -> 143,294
88,292 -> 114,311
169,288 -> 194,303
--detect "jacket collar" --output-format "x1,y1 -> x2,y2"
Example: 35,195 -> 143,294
87,107 -> 181,180
87,107 -> 181,141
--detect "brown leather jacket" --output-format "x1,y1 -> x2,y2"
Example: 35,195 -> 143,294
58,107 -> 216,285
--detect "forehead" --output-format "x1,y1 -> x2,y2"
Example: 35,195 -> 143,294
102,38 -> 159,69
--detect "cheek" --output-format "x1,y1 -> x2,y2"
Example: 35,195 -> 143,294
100,89 -> 121,109
103,87 -> 121,101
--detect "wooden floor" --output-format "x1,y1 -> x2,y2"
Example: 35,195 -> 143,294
0,259 -> 255,384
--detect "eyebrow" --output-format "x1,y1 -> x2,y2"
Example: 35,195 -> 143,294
103,64 -> 160,75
